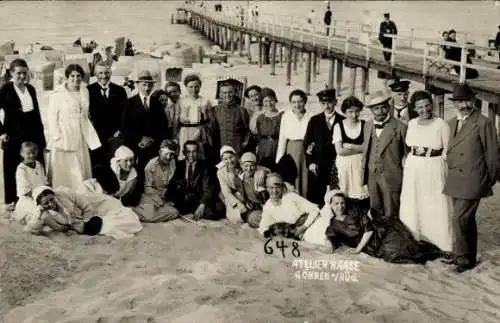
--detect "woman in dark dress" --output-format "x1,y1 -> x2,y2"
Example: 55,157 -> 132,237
255,88 -> 283,163
0,59 -> 46,209
324,190 -> 442,264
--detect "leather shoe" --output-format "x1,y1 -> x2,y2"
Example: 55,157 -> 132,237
452,256 -> 476,273
441,257 -> 457,265
453,263 -> 475,273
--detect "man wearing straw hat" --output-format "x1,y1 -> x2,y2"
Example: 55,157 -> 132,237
121,70 -> 158,171
361,90 -> 407,221
442,84 -> 498,273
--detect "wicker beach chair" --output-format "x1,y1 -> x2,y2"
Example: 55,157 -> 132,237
215,74 -> 247,106
164,67 -> 183,82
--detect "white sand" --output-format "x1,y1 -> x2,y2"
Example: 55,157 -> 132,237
1,39 -> 500,322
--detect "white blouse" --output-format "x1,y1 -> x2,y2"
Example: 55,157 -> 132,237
13,84 -> 34,112
275,110 -> 313,162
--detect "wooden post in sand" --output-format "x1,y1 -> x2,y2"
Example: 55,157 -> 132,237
271,41 -> 277,76
335,60 -> 343,96
239,31 -> 244,56
258,37 -> 263,68
305,52 -> 312,95
346,64 -> 357,97
286,45 -> 293,86
360,67 -> 369,102
327,57 -> 335,89
312,51 -> 318,82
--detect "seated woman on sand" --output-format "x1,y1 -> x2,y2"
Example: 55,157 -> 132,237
324,190 -> 442,264
133,139 -> 181,223
217,145 -> 267,225
25,185 -> 142,239
110,145 -> 142,206
258,173 -> 321,244
13,142 -> 49,223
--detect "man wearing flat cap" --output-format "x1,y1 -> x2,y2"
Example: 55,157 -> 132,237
361,90 -> 407,221
389,80 -> 417,124
442,83 -> 498,273
378,13 -> 398,62
121,70 -> 158,171
304,88 -> 344,205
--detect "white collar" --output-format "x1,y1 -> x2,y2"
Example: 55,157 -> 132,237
374,114 -> 390,125
98,81 -> 110,89
324,110 -> 336,118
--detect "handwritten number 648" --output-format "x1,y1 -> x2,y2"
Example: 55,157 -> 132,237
264,237 -> 300,258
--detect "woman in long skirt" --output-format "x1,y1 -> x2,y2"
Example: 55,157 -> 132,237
255,87 -> 283,163
46,64 -> 101,190
275,89 -> 313,197
399,91 -> 454,253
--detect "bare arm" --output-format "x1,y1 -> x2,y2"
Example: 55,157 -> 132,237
354,231 -> 373,252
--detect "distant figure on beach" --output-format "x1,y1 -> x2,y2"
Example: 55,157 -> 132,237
125,39 -> 135,56
378,13 -> 398,62
323,2 -> 332,36
307,9 -> 317,32
251,5 -> 259,23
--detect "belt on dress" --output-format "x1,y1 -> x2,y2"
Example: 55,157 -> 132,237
179,121 -> 206,127
410,146 -> 443,157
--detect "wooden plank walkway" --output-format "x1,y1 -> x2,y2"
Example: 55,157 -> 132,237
181,7 -> 500,104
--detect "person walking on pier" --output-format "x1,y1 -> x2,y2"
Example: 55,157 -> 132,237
442,84 -> 498,273
361,90 -> 407,221
323,2 -> 332,36
379,13 -> 398,62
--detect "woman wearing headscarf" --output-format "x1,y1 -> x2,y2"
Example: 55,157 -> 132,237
0,58 -> 46,209
110,145 -> 142,206
25,185 -> 142,239
133,139 -> 181,222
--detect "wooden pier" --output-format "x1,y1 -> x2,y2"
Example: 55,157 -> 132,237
178,6 -> 500,123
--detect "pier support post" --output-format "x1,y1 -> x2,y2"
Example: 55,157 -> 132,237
431,88 -> 445,119
293,49 -> 298,75
305,52 -> 312,95
271,41 -> 277,75
312,51 -> 318,82
231,29 -> 237,53
346,63 -> 357,97
286,45 -> 293,86
360,67 -> 369,102
335,60 -> 344,97
327,57 -> 335,89
279,44 -> 284,68
258,37 -> 263,68
239,31 -> 244,56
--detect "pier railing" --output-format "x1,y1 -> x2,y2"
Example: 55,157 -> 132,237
185,6 -> 500,86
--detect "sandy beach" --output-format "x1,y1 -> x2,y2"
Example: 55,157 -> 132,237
1,26 -> 500,322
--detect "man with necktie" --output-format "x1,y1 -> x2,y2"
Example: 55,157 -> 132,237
379,13 -> 398,62
88,62 -> 128,168
303,88 -> 344,206
121,70 -> 157,171
165,140 -> 224,221
361,90 -> 407,220
442,84 -> 498,273
388,80 -> 417,124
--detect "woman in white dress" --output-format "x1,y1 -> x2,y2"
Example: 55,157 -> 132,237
177,74 -> 213,160
46,64 -> 101,189
332,96 -> 369,209
399,91 -> 454,252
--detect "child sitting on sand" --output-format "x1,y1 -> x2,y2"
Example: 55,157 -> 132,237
12,141 -> 49,223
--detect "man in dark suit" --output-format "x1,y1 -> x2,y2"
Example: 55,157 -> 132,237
388,80 -> 417,124
379,13 -> 398,62
361,90 -> 407,220
165,140 -> 224,221
121,70 -> 158,171
303,88 -> 344,206
0,58 -> 46,206
88,62 -> 127,167
442,84 -> 498,273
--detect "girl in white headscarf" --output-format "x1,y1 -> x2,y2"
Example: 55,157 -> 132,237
110,145 -> 140,206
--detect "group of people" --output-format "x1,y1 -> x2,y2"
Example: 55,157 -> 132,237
440,29 -> 479,79
0,56 -> 497,273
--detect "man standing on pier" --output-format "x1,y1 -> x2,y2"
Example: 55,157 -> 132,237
323,2 -> 332,36
379,13 -> 398,62
442,84 -> 498,273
